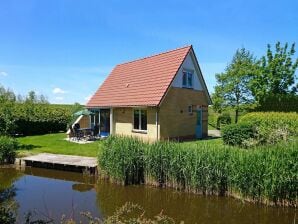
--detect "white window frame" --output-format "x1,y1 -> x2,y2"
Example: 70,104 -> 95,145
132,109 -> 147,133
182,70 -> 194,88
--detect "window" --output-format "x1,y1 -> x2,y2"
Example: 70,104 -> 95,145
133,109 -> 147,131
188,105 -> 193,114
182,71 -> 193,88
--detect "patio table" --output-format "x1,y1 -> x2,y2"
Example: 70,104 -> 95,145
79,128 -> 93,137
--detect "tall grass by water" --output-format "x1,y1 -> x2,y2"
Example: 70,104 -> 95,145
98,136 -> 298,207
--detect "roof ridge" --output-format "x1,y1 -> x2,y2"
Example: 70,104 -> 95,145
117,45 -> 192,66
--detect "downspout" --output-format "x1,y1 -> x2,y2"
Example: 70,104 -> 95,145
156,107 -> 159,141
110,108 -> 113,135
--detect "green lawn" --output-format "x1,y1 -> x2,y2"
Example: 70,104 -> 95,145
17,133 -> 101,157
17,133 -> 222,158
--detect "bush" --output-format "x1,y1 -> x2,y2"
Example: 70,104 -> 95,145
0,136 -> 18,164
221,123 -> 255,146
240,112 -> 298,144
216,112 -> 232,129
98,136 -> 298,206
0,103 -> 81,136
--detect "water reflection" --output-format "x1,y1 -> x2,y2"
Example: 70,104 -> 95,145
0,167 -> 296,224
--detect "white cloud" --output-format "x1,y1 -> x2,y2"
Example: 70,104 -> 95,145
0,71 -> 8,76
55,96 -> 64,101
53,87 -> 67,94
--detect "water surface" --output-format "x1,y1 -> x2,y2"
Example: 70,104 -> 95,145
0,167 -> 296,223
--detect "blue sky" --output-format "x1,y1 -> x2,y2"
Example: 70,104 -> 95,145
0,0 -> 297,104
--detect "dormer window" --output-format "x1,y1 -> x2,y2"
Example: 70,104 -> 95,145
182,71 -> 193,88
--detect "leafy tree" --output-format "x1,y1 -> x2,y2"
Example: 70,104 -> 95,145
0,86 -> 16,103
250,42 -> 298,102
214,48 -> 256,123
211,87 -> 225,113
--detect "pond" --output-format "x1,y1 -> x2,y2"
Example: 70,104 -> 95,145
0,167 -> 296,223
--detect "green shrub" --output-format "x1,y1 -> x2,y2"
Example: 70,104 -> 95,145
98,136 -> 298,206
0,136 -> 18,164
240,112 -> 298,144
221,123 -> 255,146
0,103 -> 81,136
216,112 -> 232,129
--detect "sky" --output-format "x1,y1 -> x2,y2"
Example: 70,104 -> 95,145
0,0 -> 297,104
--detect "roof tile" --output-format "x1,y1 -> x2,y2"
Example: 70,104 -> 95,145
86,46 -> 191,107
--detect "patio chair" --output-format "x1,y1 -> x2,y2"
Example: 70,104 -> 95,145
73,123 -> 83,141
93,124 -> 99,139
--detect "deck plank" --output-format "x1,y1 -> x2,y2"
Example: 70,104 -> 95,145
22,153 -> 97,168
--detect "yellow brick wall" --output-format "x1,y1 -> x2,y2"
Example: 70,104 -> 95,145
113,107 -> 159,142
159,87 -> 209,139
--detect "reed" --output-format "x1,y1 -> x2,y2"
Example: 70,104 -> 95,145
98,136 -> 298,206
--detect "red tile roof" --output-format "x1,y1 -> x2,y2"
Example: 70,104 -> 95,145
86,45 -> 192,107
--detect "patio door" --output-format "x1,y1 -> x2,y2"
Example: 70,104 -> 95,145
100,109 -> 110,137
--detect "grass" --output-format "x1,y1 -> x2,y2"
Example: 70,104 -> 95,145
16,133 -> 221,158
17,133 -> 101,157
99,135 -> 298,207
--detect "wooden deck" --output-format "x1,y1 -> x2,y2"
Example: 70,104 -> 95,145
20,153 -> 98,174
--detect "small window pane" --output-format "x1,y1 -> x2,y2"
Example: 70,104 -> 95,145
188,105 -> 193,114
188,73 -> 193,87
182,72 -> 187,86
140,110 -> 147,130
134,110 -> 139,129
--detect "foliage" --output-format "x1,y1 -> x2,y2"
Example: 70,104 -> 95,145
0,207 -> 15,224
216,112 -> 231,129
222,112 -> 298,147
239,112 -> 298,145
0,136 -> 18,164
0,86 -> 16,103
250,42 -> 298,102
255,93 -> 298,112
0,103 -> 82,136
23,202 -> 177,224
0,187 -> 17,224
0,85 -> 83,136
213,48 -> 256,123
0,102 -> 16,135
99,136 -> 298,206
221,123 -> 255,146
98,136 -> 145,184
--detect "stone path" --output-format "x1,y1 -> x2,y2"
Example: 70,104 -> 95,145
208,129 -> 221,137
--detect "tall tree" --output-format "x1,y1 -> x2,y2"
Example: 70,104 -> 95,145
0,85 -> 16,103
250,42 -> 298,102
214,48 -> 256,123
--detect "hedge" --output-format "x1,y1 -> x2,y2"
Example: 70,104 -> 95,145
256,94 -> 298,112
0,103 -> 81,136
222,112 -> 298,147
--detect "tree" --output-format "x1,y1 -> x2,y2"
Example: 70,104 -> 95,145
0,86 -> 16,103
250,42 -> 298,102
214,48 -> 256,123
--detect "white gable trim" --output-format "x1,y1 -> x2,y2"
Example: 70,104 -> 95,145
159,48 -> 211,106
189,48 -> 212,105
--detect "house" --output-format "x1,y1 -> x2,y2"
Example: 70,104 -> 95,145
84,45 -> 211,141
